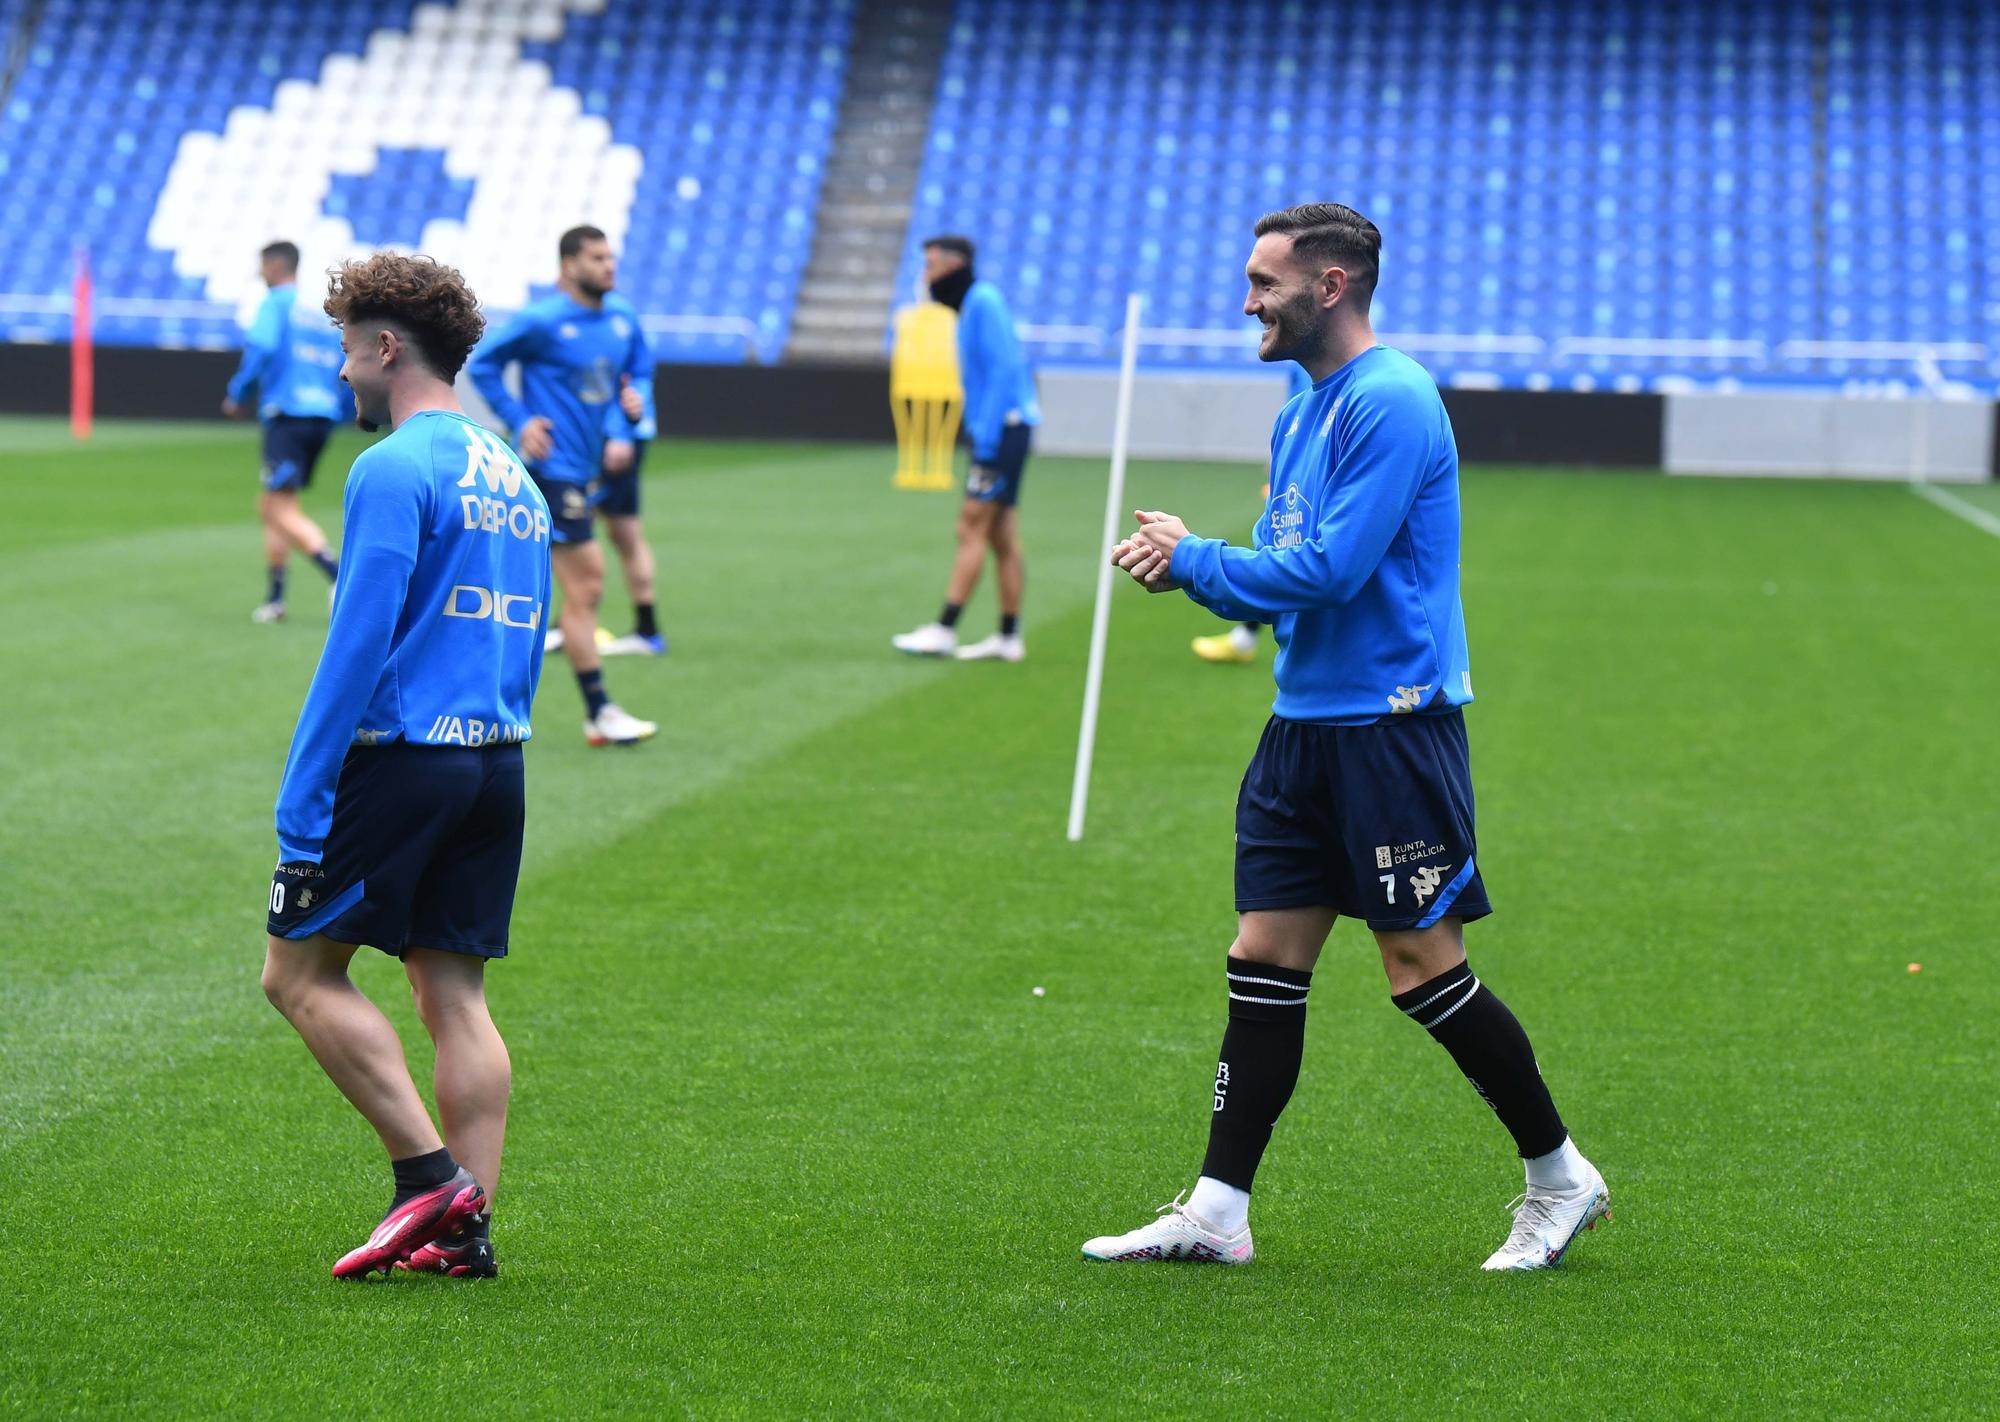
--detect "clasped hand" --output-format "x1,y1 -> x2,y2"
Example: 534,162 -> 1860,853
1110,509 -> 1191,592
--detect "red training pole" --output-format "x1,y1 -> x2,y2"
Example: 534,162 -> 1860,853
70,249 -> 94,440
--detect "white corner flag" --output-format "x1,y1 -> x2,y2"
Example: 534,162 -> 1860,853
1066,293 -> 1145,842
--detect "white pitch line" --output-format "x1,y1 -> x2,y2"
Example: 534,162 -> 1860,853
1909,480 -> 2000,540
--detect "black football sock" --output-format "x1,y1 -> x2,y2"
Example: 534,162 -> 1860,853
938,601 -> 963,629
634,602 -> 658,638
1000,612 -> 1020,636
1393,960 -> 1567,1158
1198,957 -> 1312,1192
266,566 -> 286,604
577,667 -> 610,719
309,549 -> 339,581
389,1147 -> 458,1209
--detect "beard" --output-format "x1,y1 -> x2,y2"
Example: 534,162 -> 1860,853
1260,288 -> 1327,366
575,274 -> 612,298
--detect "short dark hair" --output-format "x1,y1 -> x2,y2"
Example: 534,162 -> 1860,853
559,225 -> 608,259
323,253 -> 486,380
1253,204 -> 1381,305
260,241 -> 300,273
922,234 -> 975,265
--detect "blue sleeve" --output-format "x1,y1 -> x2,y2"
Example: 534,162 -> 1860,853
604,318 -> 655,442
227,297 -> 282,405
273,450 -> 424,862
958,294 -> 1008,463
467,310 -> 543,434
1170,381 -> 1432,616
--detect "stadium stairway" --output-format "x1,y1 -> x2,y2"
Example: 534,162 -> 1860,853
786,0 -> 951,363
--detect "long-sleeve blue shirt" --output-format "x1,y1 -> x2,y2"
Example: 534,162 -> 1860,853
957,280 -> 1039,462
465,292 -> 652,482
226,284 -> 354,423
274,410 -> 554,862
1169,345 -> 1473,725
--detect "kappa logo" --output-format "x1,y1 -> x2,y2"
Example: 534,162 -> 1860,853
1411,863 -> 1447,907
612,316 -> 631,338
1386,684 -> 1433,714
559,322 -> 579,340
298,889 -> 315,910
352,727 -> 393,745
458,428 -> 525,498
1320,396 -> 1343,438
1286,412 -> 1301,437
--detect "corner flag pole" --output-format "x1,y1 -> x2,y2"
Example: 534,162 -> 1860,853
1066,292 -> 1144,842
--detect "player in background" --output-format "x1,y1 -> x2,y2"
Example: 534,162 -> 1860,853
468,225 -> 657,746
891,235 -> 1041,663
1086,204 -> 1608,1271
591,359 -> 669,657
223,241 -> 354,624
262,252 -> 550,1280
1190,365 -> 1311,665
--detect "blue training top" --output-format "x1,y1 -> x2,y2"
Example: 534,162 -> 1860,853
957,279 -> 1040,462
274,410 -> 554,862
226,284 -> 354,423
1169,345 -> 1473,725
465,292 -> 653,483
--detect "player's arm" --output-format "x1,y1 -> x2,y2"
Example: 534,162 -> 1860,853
606,315 -> 654,440
272,452 -> 424,863
224,296 -> 281,413
1165,384 -> 1431,615
465,310 -> 544,436
957,294 -> 1006,464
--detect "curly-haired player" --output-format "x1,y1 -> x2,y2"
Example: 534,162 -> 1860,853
261,252 -> 551,1279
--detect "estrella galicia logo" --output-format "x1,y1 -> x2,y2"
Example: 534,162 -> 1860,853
1267,483 -> 1312,550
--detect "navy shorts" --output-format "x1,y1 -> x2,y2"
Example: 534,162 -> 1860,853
534,472 -> 597,544
1234,710 -> 1492,931
966,423 -> 1032,507
261,415 -> 335,492
596,440 -> 646,518
266,741 -> 526,959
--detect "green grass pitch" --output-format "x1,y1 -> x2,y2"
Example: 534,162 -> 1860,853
1,416 -> 1996,1418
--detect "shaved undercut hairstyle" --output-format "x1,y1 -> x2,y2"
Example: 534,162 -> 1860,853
1253,203 -> 1381,307
559,224 -> 608,258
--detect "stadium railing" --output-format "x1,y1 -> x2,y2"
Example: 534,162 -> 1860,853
0,294 -> 765,363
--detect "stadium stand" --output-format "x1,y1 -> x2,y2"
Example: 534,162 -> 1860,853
896,0 -> 1998,392
0,0 -> 850,361
0,0 -> 1990,391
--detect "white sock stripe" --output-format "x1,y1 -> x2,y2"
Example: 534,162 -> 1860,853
1228,990 -> 1311,1007
1400,970 -> 1474,1017
1225,971 -> 1309,994
1419,977 -> 1482,1029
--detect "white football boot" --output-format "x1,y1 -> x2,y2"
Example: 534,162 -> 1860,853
1080,1191 -> 1254,1264
1481,1163 -> 1611,1271
953,632 -> 1025,662
891,622 -> 957,657
251,600 -> 286,623
544,627 -> 566,654
584,703 -> 658,747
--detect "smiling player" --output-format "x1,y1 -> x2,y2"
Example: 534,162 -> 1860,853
1085,204 -> 1609,1272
